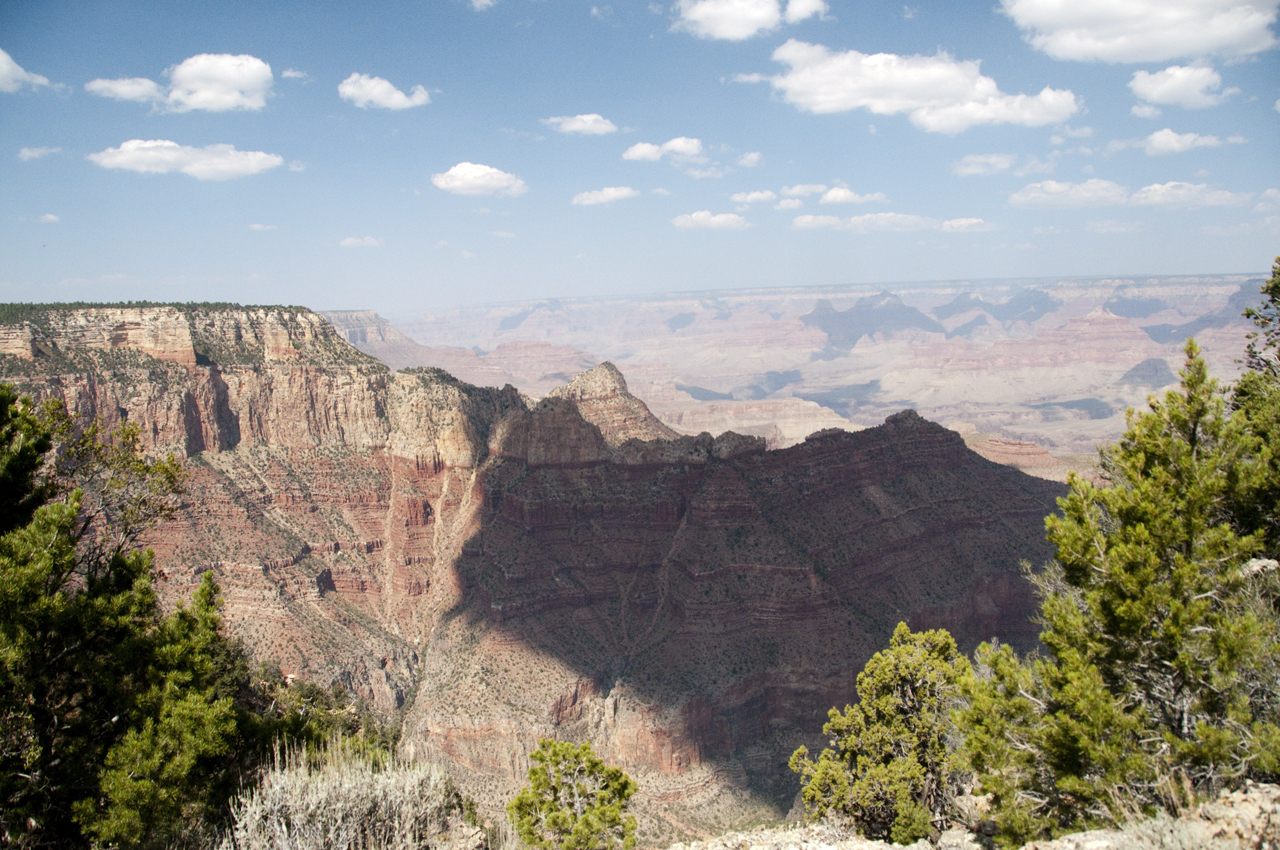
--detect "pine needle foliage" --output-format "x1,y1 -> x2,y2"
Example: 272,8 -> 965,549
789,623 -> 971,845
507,739 -> 637,850
958,340 -> 1280,846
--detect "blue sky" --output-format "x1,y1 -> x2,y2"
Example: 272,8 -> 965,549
2,0 -> 1278,318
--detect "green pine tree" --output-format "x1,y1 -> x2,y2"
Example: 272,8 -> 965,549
507,739 -> 638,850
958,340 -> 1280,845
790,623 -> 971,845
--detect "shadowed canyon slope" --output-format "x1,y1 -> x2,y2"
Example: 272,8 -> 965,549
0,304 -> 1066,840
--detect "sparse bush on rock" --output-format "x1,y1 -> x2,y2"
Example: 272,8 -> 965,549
219,740 -> 488,850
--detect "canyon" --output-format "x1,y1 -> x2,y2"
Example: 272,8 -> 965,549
1,304 -> 1067,841
325,273 -> 1263,471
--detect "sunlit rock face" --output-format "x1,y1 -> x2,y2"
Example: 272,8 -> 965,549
0,304 -> 1063,841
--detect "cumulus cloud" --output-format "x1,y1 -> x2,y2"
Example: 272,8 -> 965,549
0,49 -> 52,93
782,183 -> 827,196
572,186 -> 640,205
281,68 -> 309,80
339,236 -> 383,247
87,139 -> 284,180
1132,103 -> 1163,118
1008,179 -> 1130,207
1009,177 -> 1250,208
85,77 -> 165,102
730,190 -> 778,203
737,151 -> 763,167
672,210 -> 751,228
741,40 -> 1079,133
542,113 -> 618,134
432,162 -> 528,196
775,198 -> 804,209
672,0 -> 827,41
999,0 -> 1279,62
38,214 -> 59,224
794,212 -> 989,232
1130,65 -> 1239,108
1143,128 -> 1223,154
622,136 -> 705,161
86,54 -> 273,112
338,73 -> 429,109
17,146 -> 61,161
820,186 -> 887,203
952,153 -> 1016,176
1130,181 -> 1250,206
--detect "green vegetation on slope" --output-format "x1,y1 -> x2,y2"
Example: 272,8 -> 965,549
795,257 -> 1280,847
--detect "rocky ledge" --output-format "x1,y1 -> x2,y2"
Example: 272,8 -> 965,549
665,783 -> 1279,850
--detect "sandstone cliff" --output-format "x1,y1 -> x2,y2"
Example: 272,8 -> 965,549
0,304 -> 1065,843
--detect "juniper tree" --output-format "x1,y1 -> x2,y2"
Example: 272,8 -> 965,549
507,739 -> 637,850
790,623 -> 971,845
958,341 -> 1280,845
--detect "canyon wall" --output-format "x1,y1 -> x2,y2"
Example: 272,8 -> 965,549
0,305 -> 1065,841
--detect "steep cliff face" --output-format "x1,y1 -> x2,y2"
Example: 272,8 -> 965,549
0,305 -> 1064,840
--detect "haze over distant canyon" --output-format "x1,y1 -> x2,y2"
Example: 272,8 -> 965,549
325,273 -> 1262,474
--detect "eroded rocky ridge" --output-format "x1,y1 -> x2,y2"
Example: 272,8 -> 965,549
0,305 -> 1066,842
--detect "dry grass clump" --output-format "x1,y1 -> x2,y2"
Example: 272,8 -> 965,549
218,741 -> 477,850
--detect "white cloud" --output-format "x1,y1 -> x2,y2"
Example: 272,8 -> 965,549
1087,219 -> 1142,233
1130,181 -> 1250,206
572,186 -> 640,205
86,54 -> 273,112
953,153 -> 1016,176
775,197 -> 804,209
742,39 -> 1079,134
1008,178 -> 1130,208
249,223 -> 277,231
794,212 -> 992,232
820,186 -> 887,203
38,214 -> 59,224
338,73 -> 429,109
281,68 -> 309,80
85,77 -> 165,103
672,210 -> 751,228
651,187 -> 672,195
1143,128 -> 1223,154
0,49 -> 52,93
942,217 -> 994,231
470,0 -> 496,9
87,139 -> 284,180
1132,103 -> 1163,118
17,146 -> 61,161
999,0 -> 1279,62
542,113 -> 618,134
340,236 -> 383,247
782,183 -> 827,196
1130,65 -> 1238,108
794,212 -> 937,231
432,162 -> 528,196
1255,188 -> 1280,212
1009,177 -> 1250,208
623,136 -> 705,161
672,0 -> 826,41
288,161 -> 306,171
687,165 -> 729,179
738,151 -> 763,167
730,190 -> 777,203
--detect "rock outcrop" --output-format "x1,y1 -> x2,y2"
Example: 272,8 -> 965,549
0,304 -> 1066,842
